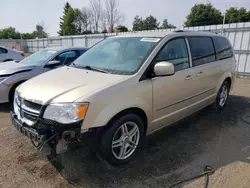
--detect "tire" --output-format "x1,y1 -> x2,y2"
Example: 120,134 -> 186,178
98,114 -> 144,165
213,81 -> 230,111
3,59 -> 13,62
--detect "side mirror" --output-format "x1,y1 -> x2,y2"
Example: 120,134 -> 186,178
154,61 -> 175,76
45,60 -> 61,67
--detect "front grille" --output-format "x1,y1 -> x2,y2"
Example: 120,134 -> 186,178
23,112 -> 38,122
20,99 -> 42,125
23,100 -> 42,111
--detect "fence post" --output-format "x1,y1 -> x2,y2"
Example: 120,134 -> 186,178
37,39 -> 39,51
85,35 -> 88,47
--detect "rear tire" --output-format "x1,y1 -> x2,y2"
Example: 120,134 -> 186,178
98,114 -> 144,165
213,81 -> 230,111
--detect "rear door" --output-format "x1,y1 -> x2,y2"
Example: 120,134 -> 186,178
0,47 -> 7,62
187,36 -> 219,100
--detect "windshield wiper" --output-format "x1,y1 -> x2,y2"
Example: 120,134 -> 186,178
82,65 -> 110,74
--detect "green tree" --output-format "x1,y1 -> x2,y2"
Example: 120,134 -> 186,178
0,27 -> 20,39
132,15 -> 159,31
58,2 -> 72,35
225,7 -> 250,23
161,19 -> 176,29
143,15 -> 159,30
116,25 -> 128,32
32,24 -> 48,38
61,7 -> 77,35
132,15 -> 144,31
184,3 -> 223,27
74,8 -> 84,34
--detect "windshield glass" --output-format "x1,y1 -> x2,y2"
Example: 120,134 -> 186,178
19,50 -> 57,65
72,37 -> 161,75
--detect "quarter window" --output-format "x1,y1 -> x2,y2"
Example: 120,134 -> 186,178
155,38 -> 190,72
213,36 -> 233,60
188,37 -> 215,66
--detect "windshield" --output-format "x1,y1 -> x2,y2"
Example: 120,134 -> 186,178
19,50 -> 57,65
72,37 -> 161,75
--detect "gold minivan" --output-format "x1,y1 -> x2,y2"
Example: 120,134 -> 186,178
11,31 -> 236,165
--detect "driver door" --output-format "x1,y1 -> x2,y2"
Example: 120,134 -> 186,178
152,37 -> 199,131
43,50 -> 79,72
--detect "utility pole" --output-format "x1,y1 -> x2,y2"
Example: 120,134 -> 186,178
222,4 -> 227,34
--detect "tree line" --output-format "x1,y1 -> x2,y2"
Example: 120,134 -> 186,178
0,22 -> 48,39
58,0 -> 126,35
0,2 -> 249,39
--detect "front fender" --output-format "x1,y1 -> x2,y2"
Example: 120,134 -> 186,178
82,96 -> 152,132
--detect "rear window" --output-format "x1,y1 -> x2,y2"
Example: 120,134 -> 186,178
213,36 -> 234,60
188,37 -> 215,67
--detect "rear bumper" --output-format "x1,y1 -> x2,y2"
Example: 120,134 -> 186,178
0,83 -> 10,103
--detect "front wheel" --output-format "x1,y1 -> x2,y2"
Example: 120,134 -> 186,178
98,114 -> 144,165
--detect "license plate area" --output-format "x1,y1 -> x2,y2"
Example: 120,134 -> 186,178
12,117 -> 45,143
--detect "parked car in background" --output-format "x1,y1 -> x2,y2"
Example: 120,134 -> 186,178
0,46 -> 88,103
0,45 -> 25,62
11,32 -> 236,165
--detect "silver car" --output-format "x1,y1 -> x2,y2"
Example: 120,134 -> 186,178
0,46 -> 88,103
0,45 -> 25,62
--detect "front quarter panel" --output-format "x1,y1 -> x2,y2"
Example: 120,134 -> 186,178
78,77 -> 153,133
3,67 -> 42,87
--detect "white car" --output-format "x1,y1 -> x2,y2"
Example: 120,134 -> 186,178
0,46 -> 25,62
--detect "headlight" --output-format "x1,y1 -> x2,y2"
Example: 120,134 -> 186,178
43,103 -> 89,124
0,77 -> 8,83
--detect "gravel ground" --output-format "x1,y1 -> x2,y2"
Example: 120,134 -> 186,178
1,78 -> 250,188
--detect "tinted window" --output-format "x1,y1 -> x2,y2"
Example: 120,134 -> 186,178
79,49 -> 88,55
213,36 -> 233,60
188,37 -> 215,66
55,50 -> 79,65
0,47 -> 7,54
155,38 -> 190,71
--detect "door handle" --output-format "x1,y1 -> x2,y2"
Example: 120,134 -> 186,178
196,71 -> 203,77
185,75 -> 192,80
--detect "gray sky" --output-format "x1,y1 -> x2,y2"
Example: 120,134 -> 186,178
0,0 -> 249,36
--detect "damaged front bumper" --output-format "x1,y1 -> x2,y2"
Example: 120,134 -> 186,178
11,111 -> 82,157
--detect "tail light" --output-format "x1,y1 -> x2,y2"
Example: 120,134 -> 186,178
20,53 -> 25,57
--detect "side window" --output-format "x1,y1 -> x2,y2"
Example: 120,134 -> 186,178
0,47 -> 7,54
213,36 -> 233,60
54,50 -> 79,65
188,37 -> 215,67
155,38 -> 190,72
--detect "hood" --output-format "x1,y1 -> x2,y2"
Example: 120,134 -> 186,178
0,61 -> 34,75
17,66 -> 125,105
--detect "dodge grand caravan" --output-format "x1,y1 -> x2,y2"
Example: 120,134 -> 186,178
11,31 -> 236,165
